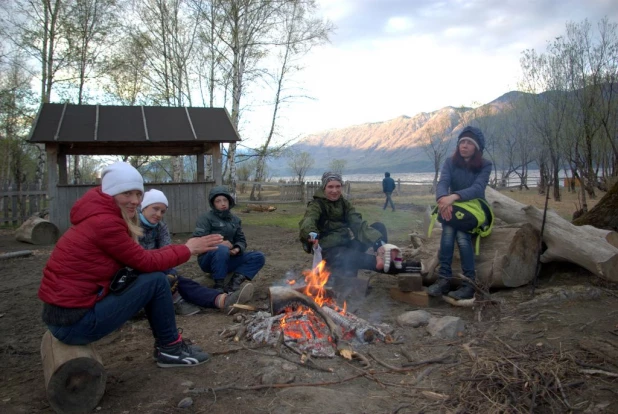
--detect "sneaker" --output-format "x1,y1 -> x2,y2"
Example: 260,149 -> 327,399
152,332 -> 202,360
448,284 -> 475,300
156,339 -> 210,368
175,299 -> 201,316
224,283 -> 254,315
427,278 -> 452,297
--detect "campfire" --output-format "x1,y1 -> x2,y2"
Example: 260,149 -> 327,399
245,261 -> 393,357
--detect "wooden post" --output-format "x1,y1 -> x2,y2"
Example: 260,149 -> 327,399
46,144 -> 59,232
196,152 -> 205,181
211,144 -> 222,185
41,331 -> 107,414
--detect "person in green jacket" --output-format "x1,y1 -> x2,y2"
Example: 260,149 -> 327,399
193,186 -> 266,293
299,172 -> 417,284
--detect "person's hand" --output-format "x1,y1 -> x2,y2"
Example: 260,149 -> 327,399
220,240 -> 234,249
307,232 -> 319,248
229,247 -> 240,256
185,234 -> 223,255
437,194 -> 459,221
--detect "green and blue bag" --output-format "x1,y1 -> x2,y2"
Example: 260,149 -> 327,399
428,198 -> 494,255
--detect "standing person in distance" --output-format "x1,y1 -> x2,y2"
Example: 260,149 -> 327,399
382,172 -> 396,212
426,126 -> 492,301
193,186 -> 266,293
38,161 -> 222,368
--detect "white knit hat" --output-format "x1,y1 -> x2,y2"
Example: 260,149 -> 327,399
101,162 -> 144,196
141,189 -> 168,209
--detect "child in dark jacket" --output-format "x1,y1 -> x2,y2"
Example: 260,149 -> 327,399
193,186 -> 266,293
139,189 -> 253,315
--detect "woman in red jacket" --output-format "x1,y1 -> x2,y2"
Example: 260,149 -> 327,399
38,162 -> 222,368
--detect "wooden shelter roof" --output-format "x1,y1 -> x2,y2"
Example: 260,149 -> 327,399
29,103 -> 240,153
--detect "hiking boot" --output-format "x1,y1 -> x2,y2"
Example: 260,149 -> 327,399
175,299 -> 200,316
225,273 -> 247,293
427,278 -> 452,297
448,284 -> 475,301
224,282 -> 254,315
156,339 -> 210,368
213,279 -> 225,292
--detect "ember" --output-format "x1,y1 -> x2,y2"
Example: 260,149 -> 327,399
245,261 -> 393,357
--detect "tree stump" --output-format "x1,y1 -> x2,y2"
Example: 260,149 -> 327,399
15,216 -> 60,245
41,331 -> 107,414
423,224 -> 541,288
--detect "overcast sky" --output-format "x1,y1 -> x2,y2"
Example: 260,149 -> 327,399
239,0 -> 618,148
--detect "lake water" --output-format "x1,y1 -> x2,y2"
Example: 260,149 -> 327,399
275,169 -> 564,187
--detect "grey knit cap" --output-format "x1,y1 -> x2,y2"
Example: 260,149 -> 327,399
321,172 -> 343,189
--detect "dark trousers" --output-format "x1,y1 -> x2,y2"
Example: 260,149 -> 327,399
321,222 -> 388,279
47,272 -> 178,346
197,245 -> 266,281
383,192 -> 395,211
177,276 -> 220,308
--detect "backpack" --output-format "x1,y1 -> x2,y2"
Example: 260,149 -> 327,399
428,198 -> 494,255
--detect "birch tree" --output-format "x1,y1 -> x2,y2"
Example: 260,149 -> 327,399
249,0 -> 331,200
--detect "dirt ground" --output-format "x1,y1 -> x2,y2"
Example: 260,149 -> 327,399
0,225 -> 617,414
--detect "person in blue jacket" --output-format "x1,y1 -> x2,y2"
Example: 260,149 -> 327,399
427,126 -> 492,300
382,172 -> 396,211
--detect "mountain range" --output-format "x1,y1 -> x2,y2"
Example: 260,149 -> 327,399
268,91 -> 524,175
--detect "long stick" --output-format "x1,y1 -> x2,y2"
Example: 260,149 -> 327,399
532,175 -> 551,295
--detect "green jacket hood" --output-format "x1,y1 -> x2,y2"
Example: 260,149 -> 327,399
209,185 -> 235,209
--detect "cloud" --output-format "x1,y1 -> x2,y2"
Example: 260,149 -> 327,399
239,0 -> 618,146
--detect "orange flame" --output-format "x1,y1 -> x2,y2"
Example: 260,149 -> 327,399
301,260 -> 331,307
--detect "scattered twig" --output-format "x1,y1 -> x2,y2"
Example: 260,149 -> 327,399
401,354 -> 451,368
579,369 -> 618,378
187,372 -> 367,394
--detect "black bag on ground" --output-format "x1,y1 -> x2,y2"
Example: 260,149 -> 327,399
109,267 -> 139,295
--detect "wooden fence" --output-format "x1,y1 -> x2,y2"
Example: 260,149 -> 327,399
0,183 -> 49,226
235,181 -> 353,203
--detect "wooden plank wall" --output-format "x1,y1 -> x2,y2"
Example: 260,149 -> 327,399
54,182 -> 214,234
0,183 -> 49,225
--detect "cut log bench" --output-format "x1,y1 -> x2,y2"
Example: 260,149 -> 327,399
390,273 -> 429,306
41,331 -> 107,414
15,217 -> 59,245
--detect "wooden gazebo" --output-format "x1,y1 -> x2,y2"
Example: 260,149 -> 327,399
28,103 -> 240,233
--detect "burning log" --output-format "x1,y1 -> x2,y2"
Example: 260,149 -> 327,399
321,306 -> 375,343
269,286 -> 342,343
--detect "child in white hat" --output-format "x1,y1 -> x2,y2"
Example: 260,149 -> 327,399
139,189 -> 253,315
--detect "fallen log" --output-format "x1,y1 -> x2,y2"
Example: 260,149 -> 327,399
246,204 -> 277,212
15,216 -> 59,245
424,223 -> 541,288
0,250 -> 33,260
40,330 -> 107,414
486,187 -> 618,283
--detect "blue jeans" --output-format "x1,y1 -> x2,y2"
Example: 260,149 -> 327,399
438,224 -> 475,281
47,272 -> 178,346
197,245 -> 266,281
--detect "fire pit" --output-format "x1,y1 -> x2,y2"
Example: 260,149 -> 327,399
245,261 -> 393,358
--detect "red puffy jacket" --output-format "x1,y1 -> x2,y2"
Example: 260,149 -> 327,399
38,187 -> 190,308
